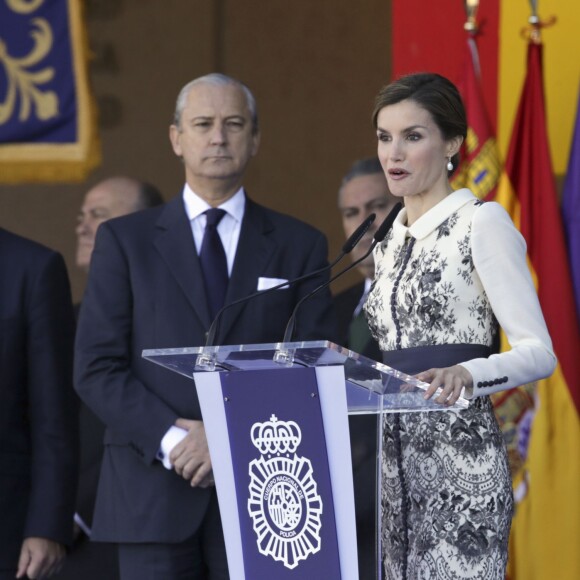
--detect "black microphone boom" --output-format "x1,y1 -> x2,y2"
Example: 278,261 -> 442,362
204,213 -> 376,347
282,202 -> 402,344
341,212 -> 376,253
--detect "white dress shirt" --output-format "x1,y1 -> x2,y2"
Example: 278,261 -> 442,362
353,278 -> 372,318
183,183 -> 245,274
158,185 -> 246,469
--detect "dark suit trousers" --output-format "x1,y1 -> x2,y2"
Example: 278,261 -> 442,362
54,538 -> 119,580
117,491 -> 228,580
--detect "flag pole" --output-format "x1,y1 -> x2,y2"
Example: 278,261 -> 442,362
463,0 -> 479,33
523,0 -> 556,44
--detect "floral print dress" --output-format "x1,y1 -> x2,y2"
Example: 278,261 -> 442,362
364,189 -> 554,580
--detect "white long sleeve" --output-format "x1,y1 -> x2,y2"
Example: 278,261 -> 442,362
460,201 -> 556,397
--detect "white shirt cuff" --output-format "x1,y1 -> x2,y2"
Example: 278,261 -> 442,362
157,426 -> 188,469
74,513 -> 91,537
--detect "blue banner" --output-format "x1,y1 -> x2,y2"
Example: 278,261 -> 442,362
221,367 -> 342,579
0,0 -> 99,182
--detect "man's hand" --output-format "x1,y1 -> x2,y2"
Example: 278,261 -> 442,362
170,419 -> 214,488
17,537 -> 65,579
416,365 -> 473,406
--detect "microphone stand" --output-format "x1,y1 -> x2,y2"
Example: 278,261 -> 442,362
196,213 -> 377,370
275,202 -> 402,365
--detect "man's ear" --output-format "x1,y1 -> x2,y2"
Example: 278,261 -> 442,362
251,131 -> 261,157
169,125 -> 182,157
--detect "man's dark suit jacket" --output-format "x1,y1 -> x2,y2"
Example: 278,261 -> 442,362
334,280 -> 381,580
334,280 -> 381,362
0,228 -> 78,568
53,301 -> 119,580
74,195 -> 337,543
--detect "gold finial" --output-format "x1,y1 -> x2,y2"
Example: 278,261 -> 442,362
520,1 -> 556,44
464,0 -> 479,32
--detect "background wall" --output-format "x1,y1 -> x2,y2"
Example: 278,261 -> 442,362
0,0 -> 392,302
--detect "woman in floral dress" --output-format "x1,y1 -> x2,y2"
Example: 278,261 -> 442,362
364,73 -> 556,579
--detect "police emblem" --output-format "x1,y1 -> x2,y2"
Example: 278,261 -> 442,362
247,414 -> 323,569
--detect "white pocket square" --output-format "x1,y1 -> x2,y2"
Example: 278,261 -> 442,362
257,277 -> 289,291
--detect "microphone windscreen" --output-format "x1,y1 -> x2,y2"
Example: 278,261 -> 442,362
341,213 -> 376,254
373,202 -> 403,243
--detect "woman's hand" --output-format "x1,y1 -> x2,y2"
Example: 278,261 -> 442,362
415,365 -> 473,406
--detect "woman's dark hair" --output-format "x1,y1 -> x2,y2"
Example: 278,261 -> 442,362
372,73 -> 467,174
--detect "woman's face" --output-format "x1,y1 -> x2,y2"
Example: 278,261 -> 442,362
376,99 -> 460,202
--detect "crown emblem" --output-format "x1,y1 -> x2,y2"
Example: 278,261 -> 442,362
248,413 -> 323,569
250,414 -> 301,455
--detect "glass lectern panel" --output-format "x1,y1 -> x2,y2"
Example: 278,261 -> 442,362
142,340 -> 469,413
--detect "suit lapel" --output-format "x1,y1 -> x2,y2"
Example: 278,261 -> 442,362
153,197 -> 212,329
218,199 -> 276,341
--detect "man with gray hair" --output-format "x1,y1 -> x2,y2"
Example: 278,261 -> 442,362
334,157 -> 397,580
54,177 -> 163,580
76,176 -> 164,273
74,73 -> 336,579
335,157 -> 397,356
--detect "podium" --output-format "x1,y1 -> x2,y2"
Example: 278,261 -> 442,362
143,340 -> 468,580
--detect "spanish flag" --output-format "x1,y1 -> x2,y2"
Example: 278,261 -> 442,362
495,40 -> 580,580
452,33 -> 501,201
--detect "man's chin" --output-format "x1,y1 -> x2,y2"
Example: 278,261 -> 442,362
352,255 -> 374,279
76,249 -> 92,271
200,168 -> 243,181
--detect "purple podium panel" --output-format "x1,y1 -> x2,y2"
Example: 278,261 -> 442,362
220,367 -> 341,579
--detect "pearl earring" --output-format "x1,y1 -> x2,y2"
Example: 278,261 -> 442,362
446,158 -> 454,172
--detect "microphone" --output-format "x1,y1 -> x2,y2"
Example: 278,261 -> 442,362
281,202 -> 402,344
341,212 -> 376,254
204,213 -> 377,347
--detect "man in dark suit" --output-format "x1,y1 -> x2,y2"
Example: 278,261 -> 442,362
54,177 -> 164,580
335,158 -> 397,356
0,228 -> 78,580
334,157 -> 397,580
74,73 -> 336,580
75,176 -> 164,276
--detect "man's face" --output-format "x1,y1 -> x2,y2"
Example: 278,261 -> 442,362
75,185 -> 140,271
169,82 -> 260,201
338,172 -> 397,279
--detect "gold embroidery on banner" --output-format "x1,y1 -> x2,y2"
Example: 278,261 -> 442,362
0,15 -> 58,124
7,0 -> 45,15
465,126 -> 479,155
452,136 -> 501,199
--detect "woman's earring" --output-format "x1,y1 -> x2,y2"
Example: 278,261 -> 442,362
446,157 -> 454,172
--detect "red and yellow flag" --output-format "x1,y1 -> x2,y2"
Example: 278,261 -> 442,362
452,33 -> 501,200
495,40 -> 580,580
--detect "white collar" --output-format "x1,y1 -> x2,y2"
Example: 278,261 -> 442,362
393,189 -> 476,240
182,185 -> 246,223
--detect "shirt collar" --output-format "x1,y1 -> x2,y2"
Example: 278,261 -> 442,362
182,184 -> 246,223
392,188 -> 476,241
363,277 -> 372,295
